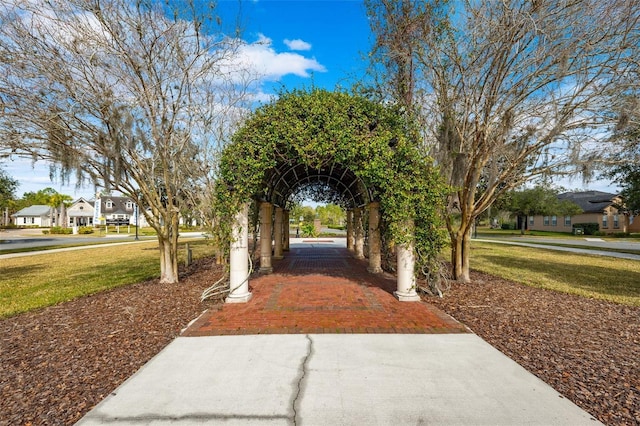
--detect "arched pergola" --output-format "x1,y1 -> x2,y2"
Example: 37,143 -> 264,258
214,89 -> 446,304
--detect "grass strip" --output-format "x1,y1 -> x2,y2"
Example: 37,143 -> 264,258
470,241 -> 640,307
0,240 -> 148,255
493,240 -> 640,256
477,238 -> 640,256
0,239 -> 215,318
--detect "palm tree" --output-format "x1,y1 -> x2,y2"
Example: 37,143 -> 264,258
46,190 -> 73,228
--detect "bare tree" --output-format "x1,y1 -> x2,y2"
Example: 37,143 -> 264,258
0,0 -> 253,283
366,0 -> 640,282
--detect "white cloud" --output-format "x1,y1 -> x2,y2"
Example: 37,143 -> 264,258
284,38 -> 312,51
251,90 -> 276,104
235,34 -> 326,80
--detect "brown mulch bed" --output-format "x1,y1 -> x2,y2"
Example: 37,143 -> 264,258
430,270 -> 640,426
1,260 -> 638,425
0,257 -> 222,426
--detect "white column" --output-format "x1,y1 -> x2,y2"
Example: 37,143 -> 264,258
227,203 -> 252,303
367,202 -> 382,273
259,201 -> 273,273
394,219 -> 420,302
354,207 -> 365,259
274,207 -> 284,260
283,210 -> 290,251
346,210 -> 354,251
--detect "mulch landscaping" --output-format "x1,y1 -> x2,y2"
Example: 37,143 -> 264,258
1,258 -> 638,425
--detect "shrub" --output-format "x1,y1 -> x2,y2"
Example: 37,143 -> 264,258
592,231 -> 606,236
301,223 -> 319,238
611,232 -> 630,238
49,226 -> 73,235
573,223 -> 599,235
78,226 -> 94,234
501,222 -> 516,230
42,230 -> 50,235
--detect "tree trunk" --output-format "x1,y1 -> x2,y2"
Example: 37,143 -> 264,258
450,225 -> 472,283
60,203 -> 67,228
157,213 -> 180,284
520,215 -> 526,235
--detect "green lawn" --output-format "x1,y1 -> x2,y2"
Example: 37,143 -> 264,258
3,236 -> 638,318
470,241 -> 640,306
0,239 -> 214,318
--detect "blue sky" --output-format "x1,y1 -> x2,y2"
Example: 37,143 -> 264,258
3,0 -> 373,199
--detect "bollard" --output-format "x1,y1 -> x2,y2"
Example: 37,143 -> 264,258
185,243 -> 192,267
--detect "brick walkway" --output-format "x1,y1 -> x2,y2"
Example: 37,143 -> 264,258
183,242 -> 468,336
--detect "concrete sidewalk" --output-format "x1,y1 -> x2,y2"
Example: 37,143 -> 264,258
77,334 -> 599,425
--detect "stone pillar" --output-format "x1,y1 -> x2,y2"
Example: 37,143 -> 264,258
274,207 -> 284,260
367,202 -> 382,273
394,219 -> 420,302
283,210 -> 290,251
259,201 -> 273,273
346,210 -> 354,251
227,203 -> 252,303
354,207 -> 365,259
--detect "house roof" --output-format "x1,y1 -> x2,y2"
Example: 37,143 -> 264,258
12,205 -> 51,217
558,191 -> 618,213
72,196 -> 95,207
68,197 -> 95,217
100,196 -> 134,216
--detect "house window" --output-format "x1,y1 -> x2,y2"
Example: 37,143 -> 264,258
564,216 -> 571,226
602,214 -> 608,228
23,217 -> 27,224
543,216 -> 549,226
551,215 -> 557,226
30,217 -> 35,224
126,201 -> 133,210
106,200 -> 113,209
528,216 -> 534,226
613,214 -> 619,229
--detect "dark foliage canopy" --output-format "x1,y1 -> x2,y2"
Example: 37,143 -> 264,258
214,89 -> 448,272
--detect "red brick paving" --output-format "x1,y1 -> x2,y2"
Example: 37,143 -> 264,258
183,244 -> 468,336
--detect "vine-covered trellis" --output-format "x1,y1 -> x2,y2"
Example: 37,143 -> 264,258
213,88 -> 448,283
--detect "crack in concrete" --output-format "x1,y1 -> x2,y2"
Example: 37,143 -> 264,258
291,334 -> 313,426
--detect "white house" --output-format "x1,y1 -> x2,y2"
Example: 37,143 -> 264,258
67,197 -> 95,227
11,205 -> 54,227
92,194 -> 149,227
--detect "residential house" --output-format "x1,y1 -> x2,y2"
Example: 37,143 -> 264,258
67,197 -> 95,227
93,195 -> 136,226
11,205 -> 55,227
528,191 -> 637,234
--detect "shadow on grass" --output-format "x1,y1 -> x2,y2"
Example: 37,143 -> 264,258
0,263 -> 48,279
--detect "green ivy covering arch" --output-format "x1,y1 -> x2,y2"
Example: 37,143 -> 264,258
214,88 -> 448,279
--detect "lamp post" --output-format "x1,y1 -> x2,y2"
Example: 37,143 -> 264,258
134,203 -> 139,240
